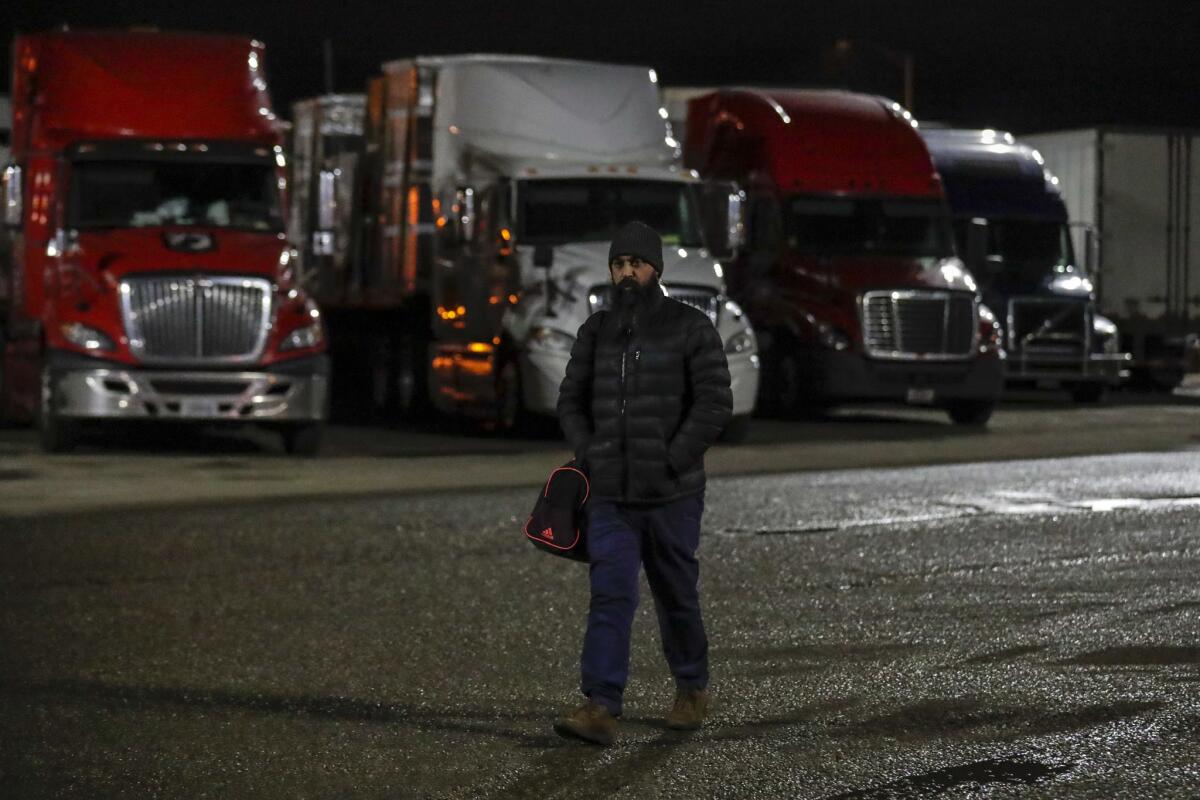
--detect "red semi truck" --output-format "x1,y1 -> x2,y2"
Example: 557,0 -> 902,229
679,89 -> 1005,424
1,30 -> 329,453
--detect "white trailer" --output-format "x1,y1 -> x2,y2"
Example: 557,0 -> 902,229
294,57 -> 759,434
1024,128 -> 1200,387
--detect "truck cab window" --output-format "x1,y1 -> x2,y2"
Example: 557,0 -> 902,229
518,179 -> 703,247
787,197 -> 952,258
69,160 -> 283,232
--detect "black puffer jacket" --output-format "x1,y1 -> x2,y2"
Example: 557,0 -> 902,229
557,289 -> 733,505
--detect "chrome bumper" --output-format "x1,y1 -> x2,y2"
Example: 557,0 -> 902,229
50,366 -> 328,423
1005,352 -> 1132,385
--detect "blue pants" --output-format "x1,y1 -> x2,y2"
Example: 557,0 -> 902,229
581,492 -> 708,716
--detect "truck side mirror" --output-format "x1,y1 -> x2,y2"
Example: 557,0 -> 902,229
456,187 -> 476,243
964,217 -> 988,274
3,164 -> 21,228
694,181 -> 744,261
313,168 -> 337,256
533,244 -> 555,317
1082,225 -> 1098,274
726,189 -> 746,254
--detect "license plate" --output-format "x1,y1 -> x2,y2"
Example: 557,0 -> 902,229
180,398 -> 219,417
906,387 -> 935,404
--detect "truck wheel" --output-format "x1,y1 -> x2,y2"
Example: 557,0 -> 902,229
1068,382 -> 1106,403
496,358 -> 535,436
38,368 -> 78,453
719,414 -> 753,443
945,399 -> 995,427
0,329 -> 7,427
758,349 -> 802,418
1149,368 -> 1185,392
281,423 -> 323,456
396,332 -> 431,418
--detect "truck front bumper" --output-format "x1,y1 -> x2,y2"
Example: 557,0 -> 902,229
1005,352 -> 1131,385
520,349 -> 761,417
814,349 -> 1005,404
46,352 -> 329,423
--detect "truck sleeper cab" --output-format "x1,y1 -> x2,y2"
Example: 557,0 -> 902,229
1,31 -> 328,453
682,89 -> 1004,425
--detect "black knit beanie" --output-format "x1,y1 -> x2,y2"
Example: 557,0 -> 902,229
608,221 -> 664,275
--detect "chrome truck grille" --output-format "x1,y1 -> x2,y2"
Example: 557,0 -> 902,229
861,290 -> 976,360
120,275 -> 273,364
1007,298 -> 1089,356
588,284 -> 720,325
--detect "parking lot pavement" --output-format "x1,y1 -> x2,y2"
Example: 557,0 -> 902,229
0,390 -> 1198,521
2,452 -> 1199,797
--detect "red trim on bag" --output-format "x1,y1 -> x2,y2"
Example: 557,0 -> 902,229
542,466 -> 590,508
523,514 -> 581,551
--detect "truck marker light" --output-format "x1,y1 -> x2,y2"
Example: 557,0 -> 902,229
508,294 -> 519,305
467,342 -> 494,354
500,228 -> 512,241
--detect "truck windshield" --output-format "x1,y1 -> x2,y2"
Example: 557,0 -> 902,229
953,219 -> 1074,272
518,179 -> 704,246
69,160 -> 283,232
786,197 -> 953,258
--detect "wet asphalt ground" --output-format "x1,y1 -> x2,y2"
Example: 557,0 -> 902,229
2,438 -> 1199,797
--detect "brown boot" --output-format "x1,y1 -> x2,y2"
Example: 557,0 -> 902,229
665,688 -> 710,730
554,700 -> 617,745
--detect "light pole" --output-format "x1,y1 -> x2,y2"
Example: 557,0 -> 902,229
833,38 -> 915,112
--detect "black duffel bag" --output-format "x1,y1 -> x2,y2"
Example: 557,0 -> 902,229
523,463 -> 589,562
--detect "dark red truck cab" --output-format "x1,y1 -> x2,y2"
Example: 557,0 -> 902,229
1,31 -> 328,452
684,89 -> 1005,424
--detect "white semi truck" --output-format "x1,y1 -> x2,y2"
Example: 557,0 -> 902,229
1024,128 -> 1200,388
292,56 -> 759,435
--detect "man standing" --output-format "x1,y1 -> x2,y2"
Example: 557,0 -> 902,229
555,220 -> 733,745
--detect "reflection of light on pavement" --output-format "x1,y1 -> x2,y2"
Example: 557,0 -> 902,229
718,491 -> 1200,535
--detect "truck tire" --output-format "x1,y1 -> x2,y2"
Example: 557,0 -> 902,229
281,423 -> 323,456
38,367 -> 78,453
495,357 -> 559,438
757,348 -> 802,418
719,414 -> 753,443
396,332 -> 432,418
1068,382 -> 1106,403
0,328 -> 7,428
945,399 -> 995,427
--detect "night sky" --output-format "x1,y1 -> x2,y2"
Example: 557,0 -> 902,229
7,0 -> 1200,135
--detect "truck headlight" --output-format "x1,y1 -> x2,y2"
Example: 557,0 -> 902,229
279,323 -> 324,352
529,327 -> 575,352
978,303 -> 1003,348
61,322 -> 115,352
1049,273 -> 1094,295
724,328 -> 756,355
1093,313 -> 1119,355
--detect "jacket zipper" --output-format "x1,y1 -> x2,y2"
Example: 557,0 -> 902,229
619,331 -> 636,498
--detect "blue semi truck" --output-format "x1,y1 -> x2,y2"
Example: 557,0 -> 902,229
922,128 -> 1129,401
